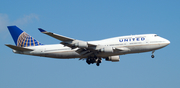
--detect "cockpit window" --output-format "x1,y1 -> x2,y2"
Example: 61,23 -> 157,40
154,35 -> 158,37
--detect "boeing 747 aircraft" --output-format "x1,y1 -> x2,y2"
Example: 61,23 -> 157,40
5,26 -> 170,66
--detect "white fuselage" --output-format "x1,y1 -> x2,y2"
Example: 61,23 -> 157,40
14,34 -> 170,59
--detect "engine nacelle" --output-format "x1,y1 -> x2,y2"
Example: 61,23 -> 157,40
61,40 -> 88,48
74,41 -> 88,48
105,55 -> 120,62
99,47 -> 114,53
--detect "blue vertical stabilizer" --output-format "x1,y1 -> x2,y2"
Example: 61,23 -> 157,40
7,26 -> 43,47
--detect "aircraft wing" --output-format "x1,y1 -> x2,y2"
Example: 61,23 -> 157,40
38,28 -> 75,41
38,28 -> 97,48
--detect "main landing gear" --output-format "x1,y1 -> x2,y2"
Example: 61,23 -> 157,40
151,50 -> 155,58
86,57 -> 102,66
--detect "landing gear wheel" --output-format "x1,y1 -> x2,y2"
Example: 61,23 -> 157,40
86,58 -> 91,65
96,59 -> 101,66
98,59 -> 101,63
90,58 -> 95,64
151,51 -> 155,58
96,63 -> 100,66
151,55 -> 154,58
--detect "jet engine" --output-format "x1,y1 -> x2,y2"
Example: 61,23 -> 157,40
73,41 -> 88,48
99,47 -> 114,53
105,55 -> 120,62
62,40 -> 88,48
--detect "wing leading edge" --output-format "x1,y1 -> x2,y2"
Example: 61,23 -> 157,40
38,28 -> 75,41
38,28 -> 97,48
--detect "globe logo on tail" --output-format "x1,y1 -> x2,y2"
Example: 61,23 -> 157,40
17,32 -> 43,47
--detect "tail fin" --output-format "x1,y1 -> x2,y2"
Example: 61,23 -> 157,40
7,26 -> 43,47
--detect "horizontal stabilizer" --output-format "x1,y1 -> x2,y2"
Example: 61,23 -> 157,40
5,44 -> 34,51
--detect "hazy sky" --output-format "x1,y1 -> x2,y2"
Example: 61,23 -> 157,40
0,0 -> 179,88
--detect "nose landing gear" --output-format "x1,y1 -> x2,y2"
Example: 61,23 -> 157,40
151,51 -> 155,58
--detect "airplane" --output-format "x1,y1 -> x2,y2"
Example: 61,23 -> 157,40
5,26 -> 170,66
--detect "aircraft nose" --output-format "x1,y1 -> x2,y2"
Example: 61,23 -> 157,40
164,39 -> 170,46
159,38 -> 170,48
166,39 -> 170,45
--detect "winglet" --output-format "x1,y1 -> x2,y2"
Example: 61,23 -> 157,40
38,28 -> 47,33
